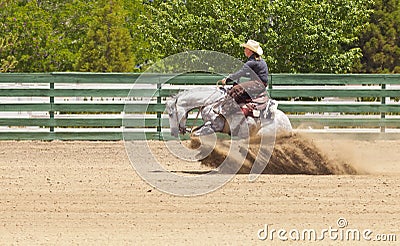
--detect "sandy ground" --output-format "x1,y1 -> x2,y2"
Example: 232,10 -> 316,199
0,133 -> 399,245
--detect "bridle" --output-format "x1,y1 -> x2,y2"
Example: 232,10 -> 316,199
173,86 -> 226,135
172,96 -> 186,134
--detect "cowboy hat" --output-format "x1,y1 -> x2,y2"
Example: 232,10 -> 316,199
240,40 -> 263,56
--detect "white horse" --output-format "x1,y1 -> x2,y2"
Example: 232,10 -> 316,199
166,86 -> 292,138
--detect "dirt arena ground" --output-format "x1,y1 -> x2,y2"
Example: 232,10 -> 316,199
0,133 -> 399,245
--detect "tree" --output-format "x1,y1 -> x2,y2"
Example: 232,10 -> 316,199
75,0 -> 134,72
0,0 -> 379,73
140,0 -> 373,73
356,0 -> 400,73
0,0 -> 99,72
122,0 -> 147,71
40,0 -> 95,71
266,0 -> 374,73
0,35 -> 18,72
0,1 -> 63,72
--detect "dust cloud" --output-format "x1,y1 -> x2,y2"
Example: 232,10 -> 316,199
190,134 -> 359,175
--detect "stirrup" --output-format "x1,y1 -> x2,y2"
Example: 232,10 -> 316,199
269,100 -> 278,113
264,100 -> 278,119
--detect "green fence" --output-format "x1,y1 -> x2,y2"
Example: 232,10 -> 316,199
269,74 -> 400,130
0,72 -> 399,140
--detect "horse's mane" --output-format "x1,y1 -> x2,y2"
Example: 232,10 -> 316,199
171,86 -> 221,98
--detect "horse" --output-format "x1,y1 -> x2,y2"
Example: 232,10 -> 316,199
165,86 -> 293,139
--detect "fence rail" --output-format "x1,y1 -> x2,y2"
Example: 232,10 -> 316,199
0,72 -> 400,140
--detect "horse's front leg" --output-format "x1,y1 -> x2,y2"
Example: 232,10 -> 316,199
201,105 -> 225,132
191,106 -> 225,136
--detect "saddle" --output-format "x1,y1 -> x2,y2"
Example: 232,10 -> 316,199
240,92 -> 270,118
213,91 -> 277,119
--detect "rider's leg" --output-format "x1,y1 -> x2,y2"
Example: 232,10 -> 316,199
228,80 -> 266,104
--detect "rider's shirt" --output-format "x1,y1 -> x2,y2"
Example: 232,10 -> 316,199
226,54 -> 269,85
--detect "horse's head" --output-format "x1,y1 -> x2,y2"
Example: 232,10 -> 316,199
166,87 -> 225,137
166,98 -> 180,137
166,97 -> 188,137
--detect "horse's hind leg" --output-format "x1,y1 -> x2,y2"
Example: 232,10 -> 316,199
191,115 -> 225,136
211,115 -> 225,132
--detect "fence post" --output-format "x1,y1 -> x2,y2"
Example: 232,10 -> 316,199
268,74 -> 273,97
157,80 -> 162,140
381,83 -> 386,133
50,76 -> 55,136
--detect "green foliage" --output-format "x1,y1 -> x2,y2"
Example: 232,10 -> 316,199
0,34 -> 18,72
122,0 -> 147,71
43,1 -> 95,71
266,0 -> 373,73
0,1 -> 59,71
0,0 -> 138,72
140,0 -> 373,73
138,0 -> 260,64
74,0 -> 134,72
0,0 -> 94,72
356,0 -> 400,73
1,0 -> 398,74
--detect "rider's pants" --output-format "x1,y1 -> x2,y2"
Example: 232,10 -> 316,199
228,80 -> 266,104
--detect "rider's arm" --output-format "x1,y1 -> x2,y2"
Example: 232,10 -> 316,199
225,63 -> 252,84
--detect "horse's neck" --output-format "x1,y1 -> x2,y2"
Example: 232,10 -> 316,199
178,88 -> 224,109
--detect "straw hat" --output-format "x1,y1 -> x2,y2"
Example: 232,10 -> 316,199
240,40 -> 263,56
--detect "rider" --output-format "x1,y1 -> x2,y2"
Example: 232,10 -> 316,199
196,40 -> 273,136
221,39 -> 269,105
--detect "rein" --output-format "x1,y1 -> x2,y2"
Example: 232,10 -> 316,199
190,87 -> 227,131
173,96 -> 183,133
176,86 -> 226,134
190,106 -> 204,133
